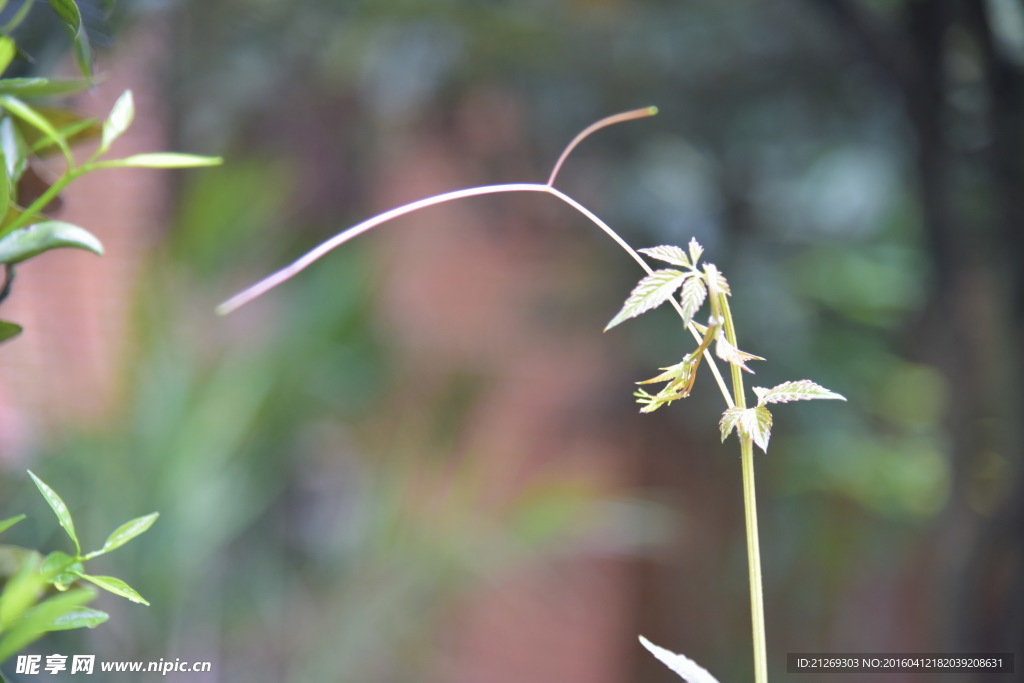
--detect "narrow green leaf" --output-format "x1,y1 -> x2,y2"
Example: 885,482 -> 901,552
719,407 -> 745,442
638,245 -> 690,267
0,36 -> 15,75
688,238 -> 704,266
0,222 -> 104,264
98,512 -> 158,555
100,90 -> 133,154
0,0 -> 33,36
639,636 -> 721,683
75,573 -> 149,605
0,78 -> 91,98
0,320 -> 22,343
0,514 -> 25,535
48,0 -> 83,34
741,406 -> 773,453
49,606 -> 108,630
0,589 -> 94,662
27,470 -> 80,555
605,269 -> 688,331
0,115 -> 29,184
753,380 -> 846,406
72,28 -> 93,79
0,96 -> 71,163
0,551 -> 44,633
31,117 -> 101,155
93,152 -> 224,169
678,275 -> 707,326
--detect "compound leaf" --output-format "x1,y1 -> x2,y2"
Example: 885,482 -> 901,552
639,245 -> 690,267
605,269 -> 688,331
753,380 -> 846,406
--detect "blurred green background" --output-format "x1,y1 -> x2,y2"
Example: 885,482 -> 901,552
1,0 -> 1022,681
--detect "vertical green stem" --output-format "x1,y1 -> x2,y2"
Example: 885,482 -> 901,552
719,291 -> 769,683
741,436 -> 768,683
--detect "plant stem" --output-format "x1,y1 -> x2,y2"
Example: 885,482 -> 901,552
719,292 -> 768,683
0,168 -> 82,237
741,435 -> 768,683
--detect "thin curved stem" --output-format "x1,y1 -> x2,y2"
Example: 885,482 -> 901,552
217,181 -> 733,407
546,106 -> 659,187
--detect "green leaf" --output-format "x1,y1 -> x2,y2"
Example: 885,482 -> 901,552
0,0 -> 33,36
719,406 -> 773,453
0,78 -> 91,98
0,221 -> 104,264
0,320 -> 22,343
678,275 -> 707,326
0,115 -> 29,184
97,512 -> 158,555
605,269 -> 688,331
639,636 -> 721,683
688,238 -> 704,266
93,152 -> 224,169
753,380 -> 846,406
703,263 -> 730,295
75,573 -> 149,605
41,551 -> 83,590
100,90 -> 133,154
47,0 -> 83,34
713,333 -> 762,373
49,606 -> 108,630
0,36 -> 15,75
638,245 -> 690,267
0,96 -> 71,163
0,588 -> 94,662
0,551 -> 44,633
743,405 -> 773,453
27,470 -> 80,555
0,514 -> 25,535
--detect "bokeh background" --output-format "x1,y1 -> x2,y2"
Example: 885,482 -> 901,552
1,0 -> 1022,681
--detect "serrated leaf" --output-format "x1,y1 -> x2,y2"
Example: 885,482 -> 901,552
0,320 -> 22,343
637,359 -> 692,385
714,334 -> 763,373
703,263 -> 730,295
753,380 -> 846,406
27,471 -> 80,555
741,406 -> 773,453
639,636 -> 721,683
688,238 -> 704,265
678,276 -> 707,326
0,514 -> 25,535
48,606 -> 108,631
93,152 -> 224,169
0,222 -> 103,264
100,90 -> 133,154
98,512 -> 158,555
75,573 -> 149,605
719,407 -> 745,441
605,269 -> 688,331
639,245 -> 690,267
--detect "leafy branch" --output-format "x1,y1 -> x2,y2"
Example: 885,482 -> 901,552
0,472 -> 157,662
218,107 -> 846,683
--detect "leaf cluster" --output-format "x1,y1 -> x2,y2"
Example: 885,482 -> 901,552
0,1 -> 221,344
608,238 -> 845,452
0,472 -> 157,663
